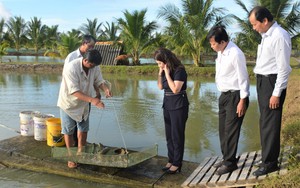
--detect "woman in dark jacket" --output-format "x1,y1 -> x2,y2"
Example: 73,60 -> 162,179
154,48 -> 189,174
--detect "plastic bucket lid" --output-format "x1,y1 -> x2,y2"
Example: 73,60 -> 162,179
20,111 -> 40,119
33,113 -> 54,122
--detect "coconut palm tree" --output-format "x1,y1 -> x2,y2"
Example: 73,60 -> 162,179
0,18 -> 5,41
158,0 -> 228,66
0,19 -> 11,55
233,0 -> 300,56
117,9 -> 158,65
0,18 -> 9,63
27,17 -> 47,54
230,0 -> 261,56
0,18 -> 9,62
102,21 -> 119,41
57,29 -> 81,58
5,16 -> 27,52
43,25 -> 60,57
79,18 -> 103,39
258,0 -> 300,36
44,25 -> 60,50
0,41 -> 9,63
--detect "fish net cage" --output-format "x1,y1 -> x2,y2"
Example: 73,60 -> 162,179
51,143 -> 158,168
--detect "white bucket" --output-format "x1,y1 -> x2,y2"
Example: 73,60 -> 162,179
33,113 -> 55,141
19,111 -> 40,136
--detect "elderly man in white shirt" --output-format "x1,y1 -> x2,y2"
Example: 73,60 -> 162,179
65,35 -> 96,64
207,25 -> 250,176
58,49 -> 112,168
249,6 -> 292,176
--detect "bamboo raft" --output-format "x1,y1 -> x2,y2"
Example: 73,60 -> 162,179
182,146 -> 293,188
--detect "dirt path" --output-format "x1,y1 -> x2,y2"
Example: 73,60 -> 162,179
282,58 -> 300,127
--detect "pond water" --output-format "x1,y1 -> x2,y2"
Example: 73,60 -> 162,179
0,72 -> 260,187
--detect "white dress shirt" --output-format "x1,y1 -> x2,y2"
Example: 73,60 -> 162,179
215,41 -> 250,99
57,57 -> 105,122
254,22 -> 292,97
64,48 -> 82,64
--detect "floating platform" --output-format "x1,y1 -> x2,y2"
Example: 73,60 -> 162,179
52,143 -> 158,168
1,136 -> 296,188
0,136 -> 198,188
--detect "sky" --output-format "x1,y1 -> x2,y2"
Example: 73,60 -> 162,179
0,0 -> 251,35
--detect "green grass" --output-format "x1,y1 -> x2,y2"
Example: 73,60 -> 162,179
100,64 -> 257,78
256,160 -> 300,188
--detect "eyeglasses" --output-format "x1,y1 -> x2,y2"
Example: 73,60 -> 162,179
86,43 -> 95,49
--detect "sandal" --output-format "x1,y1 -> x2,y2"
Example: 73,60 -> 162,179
68,161 -> 78,169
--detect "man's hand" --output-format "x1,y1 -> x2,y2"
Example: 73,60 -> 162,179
104,89 -> 112,98
90,98 -> 104,108
269,95 -> 280,109
236,99 -> 247,117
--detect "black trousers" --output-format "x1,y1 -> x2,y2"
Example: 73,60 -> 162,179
219,91 -> 249,166
163,105 -> 189,167
256,74 -> 286,164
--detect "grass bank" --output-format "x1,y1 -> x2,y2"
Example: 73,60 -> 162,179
100,64 -> 256,78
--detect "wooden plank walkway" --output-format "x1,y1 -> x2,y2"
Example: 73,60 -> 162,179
182,146 -> 292,188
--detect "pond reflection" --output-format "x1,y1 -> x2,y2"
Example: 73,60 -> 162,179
0,72 -> 260,163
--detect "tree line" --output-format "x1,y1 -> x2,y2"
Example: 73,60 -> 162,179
0,0 -> 299,66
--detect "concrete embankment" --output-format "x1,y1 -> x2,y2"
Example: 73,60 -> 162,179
0,136 -> 198,187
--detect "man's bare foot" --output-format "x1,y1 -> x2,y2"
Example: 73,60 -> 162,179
68,161 -> 77,168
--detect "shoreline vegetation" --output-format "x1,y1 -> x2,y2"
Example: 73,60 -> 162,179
0,58 -> 299,187
0,61 -> 255,78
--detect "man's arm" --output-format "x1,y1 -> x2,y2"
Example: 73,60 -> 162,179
72,91 -> 104,108
99,81 -> 112,98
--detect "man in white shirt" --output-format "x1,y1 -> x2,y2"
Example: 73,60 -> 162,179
58,49 -> 112,168
207,26 -> 250,175
65,35 -> 96,64
65,35 -> 100,146
249,6 -> 292,176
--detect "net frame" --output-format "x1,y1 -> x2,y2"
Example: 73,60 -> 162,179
51,143 -> 158,168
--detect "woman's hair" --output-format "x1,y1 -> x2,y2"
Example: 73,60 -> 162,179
83,49 -> 102,65
154,48 -> 184,74
249,6 -> 274,23
207,25 -> 229,43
